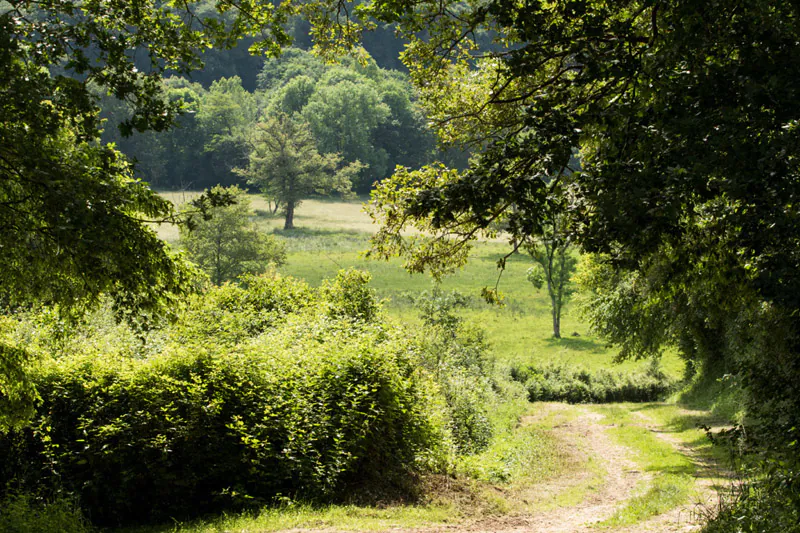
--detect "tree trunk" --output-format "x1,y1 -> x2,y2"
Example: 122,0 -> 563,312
545,241 -> 561,338
552,308 -> 561,338
284,201 -> 295,230
550,291 -> 561,338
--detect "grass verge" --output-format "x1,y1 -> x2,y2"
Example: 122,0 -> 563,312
119,503 -> 457,533
593,405 -> 696,527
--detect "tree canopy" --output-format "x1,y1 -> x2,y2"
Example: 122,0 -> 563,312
99,48 -> 442,192
354,0 -> 800,451
357,0 -> 800,323
0,0 -> 298,319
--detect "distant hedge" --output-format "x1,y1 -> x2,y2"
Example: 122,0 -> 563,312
510,362 -> 678,404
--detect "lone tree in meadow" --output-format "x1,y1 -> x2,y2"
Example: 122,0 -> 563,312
238,114 -> 362,230
525,213 -> 577,339
179,185 -> 286,285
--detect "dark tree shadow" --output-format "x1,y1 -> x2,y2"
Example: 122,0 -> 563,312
272,227 -> 368,239
544,336 -> 608,353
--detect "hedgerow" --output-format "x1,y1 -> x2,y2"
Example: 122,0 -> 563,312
0,271 -> 444,526
510,360 -> 677,404
0,271 -> 534,527
30,326 -> 429,525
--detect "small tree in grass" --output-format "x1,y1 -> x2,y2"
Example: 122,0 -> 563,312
237,114 -> 362,230
525,214 -> 577,339
179,185 -> 286,285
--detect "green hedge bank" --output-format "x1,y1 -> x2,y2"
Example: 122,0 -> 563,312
1,326 -> 434,526
0,272 -> 440,526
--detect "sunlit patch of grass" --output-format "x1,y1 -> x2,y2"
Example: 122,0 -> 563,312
121,503 -> 457,533
270,227 -> 370,253
157,190 -> 204,206
596,406 -> 695,476
286,244 -> 684,375
630,404 -> 734,477
593,405 -> 696,527
601,474 -> 694,527
522,402 -> 584,431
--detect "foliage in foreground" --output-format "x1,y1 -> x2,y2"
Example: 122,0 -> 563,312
510,360 -> 677,404
0,272 -> 430,525
0,492 -> 91,533
0,271 -> 524,528
702,467 -> 800,533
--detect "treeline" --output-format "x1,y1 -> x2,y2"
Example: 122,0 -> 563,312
100,48 -> 464,193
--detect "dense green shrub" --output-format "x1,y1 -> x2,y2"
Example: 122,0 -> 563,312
436,367 -> 494,453
0,492 -> 91,533
510,360 -> 677,404
699,357 -> 800,533
0,321 -> 435,525
172,272 -> 315,345
320,269 -> 382,322
0,271 -> 440,526
0,317 -> 37,431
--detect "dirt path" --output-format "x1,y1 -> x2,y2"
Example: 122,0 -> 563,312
407,404 -> 722,533
280,403 -> 724,533
501,405 -> 645,532
385,404 -> 654,533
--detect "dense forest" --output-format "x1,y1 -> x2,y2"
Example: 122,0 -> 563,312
100,46 -> 465,194
2,0 -> 800,532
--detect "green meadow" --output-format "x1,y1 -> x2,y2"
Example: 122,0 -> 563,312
157,192 -> 685,377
